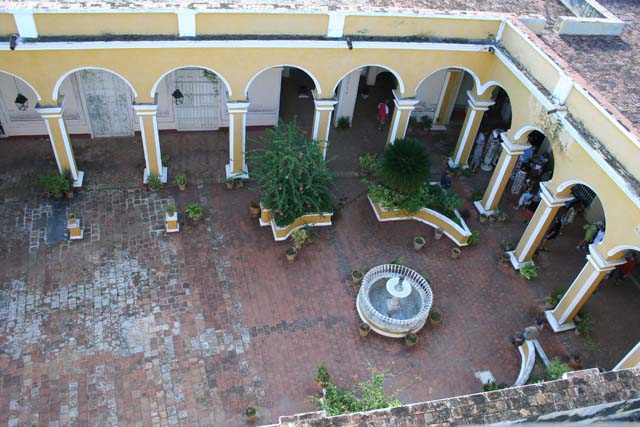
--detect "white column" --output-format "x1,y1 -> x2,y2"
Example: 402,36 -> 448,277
132,103 -> 167,183
614,342 -> 640,370
312,92 -> 337,159
333,69 -> 360,127
448,91 -> 494,168
226,101 -> 250,178
387,89 -> 419,144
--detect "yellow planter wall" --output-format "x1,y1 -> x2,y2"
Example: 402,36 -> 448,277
368,196 -> 471,246
259,209 -> 333,241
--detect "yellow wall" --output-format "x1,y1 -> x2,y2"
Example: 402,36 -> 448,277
197,13 -> 328,36
0,13 -> 17,36
344,16 -> 501,40
34,13 -> 178,36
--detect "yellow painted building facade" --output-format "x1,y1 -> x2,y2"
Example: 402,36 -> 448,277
0,8 -> 639,366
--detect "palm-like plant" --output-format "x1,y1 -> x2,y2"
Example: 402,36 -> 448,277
377,139 -> 431,194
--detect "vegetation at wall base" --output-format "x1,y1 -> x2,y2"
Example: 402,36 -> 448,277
368,182 -> 463,219
251,120 -> 334,227
519,261 -> 538,280
545,358 -> 573,380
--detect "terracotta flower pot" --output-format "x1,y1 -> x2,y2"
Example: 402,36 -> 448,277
414,237 -> 425,251
434,228 -> 444,240
359,323 -> 370,337
451,248 -> 461,259
352,270 -> 363,285
286,248 -> 297,262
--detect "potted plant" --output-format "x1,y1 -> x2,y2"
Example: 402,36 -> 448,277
405,333 -> 418,347
501,252 -> 511,264
249,201 -> 261,218
421,116 -> 433,133
291,228 -> 309,250
575,314 -> 592,337
166,205 -> 176,217
148,175 -> 162,192
519,261 -> 538,280
414,236 -> 426,251
285,247 -> 297,262
225,177 -> 235,190
165,205 -> 179,233
358,153 -> 377,176
245,407 -> 256,422
234,177 -> 244,188
251,120 -> 334,229
185,203 -> 203,222
175,173 -> 187,191
352,269 -> 363,285
359,322 -> 370,337
429,309 -> 441,325
467,229 -> 480,246
479,213 -> 488,223
451,247 -> 461,259
434,227 -> 444,240
502,239 -> 515,251
496,210 -> 509,222
315,364 -> 330,388
67,212 -> 77,224
336,116 -> 350,129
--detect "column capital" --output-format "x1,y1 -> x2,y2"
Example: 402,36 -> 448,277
587,245 -> 626,272
467,90 -> 495,111
36,96 -> 65,117
312,90 -> 337,109
540,182 -> 574,208
132,103 -> 158,115
500,133 -> 531,155
392,89 -> 419,110
227,100 -> 250,113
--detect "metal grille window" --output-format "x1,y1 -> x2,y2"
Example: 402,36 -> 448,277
572,184 -> 597,207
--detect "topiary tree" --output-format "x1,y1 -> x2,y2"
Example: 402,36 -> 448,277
251,120 -> 334,227
377,139 -> 431,194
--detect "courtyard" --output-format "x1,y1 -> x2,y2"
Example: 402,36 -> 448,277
1,109 -> 639,427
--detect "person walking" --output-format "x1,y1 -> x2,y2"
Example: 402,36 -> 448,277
539,217 -> 562,252
376,100 -> 389,130
440,170 -> 452,189
470,130 -> 488,172
577,222 -> 598,250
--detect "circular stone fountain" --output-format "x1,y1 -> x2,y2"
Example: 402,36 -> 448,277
356,264 -> 433,337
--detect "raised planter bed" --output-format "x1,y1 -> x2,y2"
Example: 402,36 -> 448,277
368,195 -> 471,246
259,205 -> 333,241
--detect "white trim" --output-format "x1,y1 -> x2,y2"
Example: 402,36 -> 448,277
514,125 -> 545,141
500,133 -> 530,155
259,211 -> 333,242
226,101 -> 250,178
228,108 -> 235,171
517,205 -> 553,264
132,103 -> 162,181
466,90 -> 495,110
588,244 -> 625,271
614,342 -> 640,370
332,63 -> 405,95
555,264 -> 600,325
607,244 -> 640,258
544,310 -> 576,333
503,20 -> 565,78
53,67 -> 138,101
150,65 -> 232,98
414,66 -> 481,96
312,110 -> 321,140
13,10 -> 38,38
246,64 -> 321,97
483,148 -> 511,210
177,10 -> 197,38
58,116 -> 78,181
388,108 -> 401,143
495,20 -> 506,42
327,13 -> 345,38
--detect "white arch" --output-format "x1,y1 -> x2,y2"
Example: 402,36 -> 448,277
414,66 -> 480,96
0,70 -> 42,101
53,67 -> 138,101
514,125 -> 545,141
555,178 -> 597,195
607,244 -> 640,258
245,64 -> 322,98
151,65 -> 233,99
477,80 -> 509,97
332,64 -> 404,96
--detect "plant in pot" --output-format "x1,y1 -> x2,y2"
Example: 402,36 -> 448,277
501,252 -> 511,264
479,213 -> 488,223
351,269 -> 363,285
405,333 -> 418,347
166,205 -> 176,217
429,309 -> 441,325
315,364 -> 331,389
421,116 -> 433,133
359,322 -> 370,337
245,406 -> 256,422
451,247 -> 461,259
250,120 -> 334,229
148,174 -> 162,192
233,177 -> 244,188
414,236 -> 425,251
496,210 -> 509,222
519,261 -> 538,280
67,212 -> 77,225
501,239 -> 515,251
161,153 -> 170,167
285,247 -> 297,262
336,116 -> 350,129
185,203 -> 203,222
574,314 -> 592,337
175,173 -> 187,191
291,228 -> 309,250
249,201 -> 261,218
434,227 -> 444,240
225,177 -> 235,189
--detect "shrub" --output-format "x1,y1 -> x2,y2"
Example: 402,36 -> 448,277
520,261 -> 538,280
148,175 -> 162,191
468,229 -> 480,246
251,120 -> 334,227
367,182 -> 463,218
358,153 -> 378,176
316,364 -> 330,386
175,173 -> 187,186
166,205 -> 176,216
40,173 -> 71,197
161,154 -> 170,167
545,358 -> 572,380
291,228 -> 309,250
185,203 -> 203,220
336,116 -> 350,129
377,139 -> 431,194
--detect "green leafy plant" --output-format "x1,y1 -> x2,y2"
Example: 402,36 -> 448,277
40,173 -> 71,198
175,173 -> 187,187
545,358 -> 572,380
148,175 -> 162,191
161,154 -> 170,167
471,188 -> 484,202
468,229 -> 480,246
245,406 -> 256,420
519,261 -> 538,280
377,139 -> 431,194
316,364 -> 331,387
166,205 -> 176,216
336,116 -> 350,129
390,256 -> 404,266
575,313 -> 592,337
314,368 -> 402,416
367,182 -> 463,218
545,288 -> 564,308
250,120 -> 334,227
358,153 -> 378,176
291,228 -> 309,250
483,381 -> 508,392
502,239 -> 515,251
202,70 -> 219,82
185,203 -> 203,220
421,116 -> 433,131
429,310 -> 441,322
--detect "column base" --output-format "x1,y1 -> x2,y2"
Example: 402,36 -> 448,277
143,167 -> 168,184
225,163 -> 249,180
506,251 -> 528,270
447,158 -> 469,169
166,224 -> 180,233
432,124 -> 447,131
545,310 -> 576,333
72,171 -> 85,189
473,200 -> 497,216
